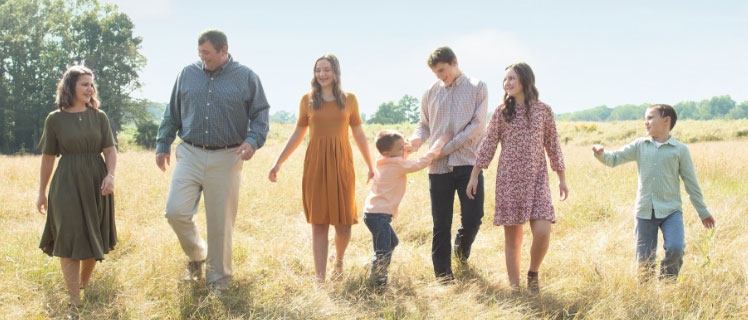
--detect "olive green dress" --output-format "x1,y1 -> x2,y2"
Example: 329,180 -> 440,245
37,108 -> 117,261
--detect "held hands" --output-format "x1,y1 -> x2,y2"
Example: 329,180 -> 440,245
702,216 -> 716,229
592,145 -> 605,156
406,137 -> 422,152
235,142 -> 256,161
101,174 -> 115,195
36,194 -> 47,215
367,169 -> 374,184
433,133 -> 453,159
156,152 -> 170,172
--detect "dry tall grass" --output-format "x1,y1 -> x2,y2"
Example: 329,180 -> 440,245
1,121 -> 746,319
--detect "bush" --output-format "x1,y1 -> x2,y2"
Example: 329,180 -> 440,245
134,121 -> 159,149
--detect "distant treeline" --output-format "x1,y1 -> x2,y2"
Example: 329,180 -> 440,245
556,95 -> 748,121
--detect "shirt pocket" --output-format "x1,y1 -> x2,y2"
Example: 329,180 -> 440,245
659,148 -> 680,197
213,83 -> 245,112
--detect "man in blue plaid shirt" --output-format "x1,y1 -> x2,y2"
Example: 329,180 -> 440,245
155,29 -> 270,296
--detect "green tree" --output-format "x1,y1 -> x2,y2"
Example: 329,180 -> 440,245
270,110 -> 297,124
607,104 -> 648,121
134,119 -> 158,149
565,105 -> 610,121
367,95 -> 420,124
726,101 -> 748,119
0,0 -> 67,154
65,1 -> 147,137
0,0 -> 145,154
398,95 -> 420,123
674,101 -> 698,120
367,101 -> 403,124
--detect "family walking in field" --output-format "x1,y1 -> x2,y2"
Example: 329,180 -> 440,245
34,29 -> 716,311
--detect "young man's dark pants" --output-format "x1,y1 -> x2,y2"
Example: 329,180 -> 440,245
428,165 -> 484,279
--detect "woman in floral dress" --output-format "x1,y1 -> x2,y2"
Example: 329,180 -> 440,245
466,62 -> 568,293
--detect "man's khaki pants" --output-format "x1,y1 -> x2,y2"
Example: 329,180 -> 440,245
164,142 -> 243,290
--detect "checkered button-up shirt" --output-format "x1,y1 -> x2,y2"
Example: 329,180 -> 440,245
412,73 -> 488,174
156,54 -> 270,153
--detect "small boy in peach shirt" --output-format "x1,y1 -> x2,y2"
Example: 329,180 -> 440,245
363,129 -> 448,288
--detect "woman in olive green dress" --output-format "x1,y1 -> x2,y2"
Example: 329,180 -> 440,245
35,66 -> 117,309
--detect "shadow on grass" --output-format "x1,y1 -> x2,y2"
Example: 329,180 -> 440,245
77,270 -> 127,318
453,263 -> 583,319
33,262 -> 126,319
329,267 -> 433,319
175,276 -> 327,319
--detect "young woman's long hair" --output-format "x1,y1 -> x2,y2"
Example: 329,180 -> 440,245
310,54 -> 346,110
501,62 -> 538,124
55,65 -> 100,109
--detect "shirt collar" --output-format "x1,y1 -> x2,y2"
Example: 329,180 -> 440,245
377,155 -> 403,164
646,135 -> 675,145
201,54 -> 234,74
443,73 -> 466,88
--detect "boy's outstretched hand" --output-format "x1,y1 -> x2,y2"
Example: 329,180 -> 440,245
702,216 -> 716,229
433,133 -> 453,159
592,145 -> 605,156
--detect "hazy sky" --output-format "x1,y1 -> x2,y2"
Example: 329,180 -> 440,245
105,0 -> 748,116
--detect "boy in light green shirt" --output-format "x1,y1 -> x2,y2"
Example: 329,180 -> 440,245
592,104 -> 715,280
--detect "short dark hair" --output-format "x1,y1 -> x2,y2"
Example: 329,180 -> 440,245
427,46 -> 456,67
648,104 -> 678,130
375,129 -> 404,154
198,29 -> 228,52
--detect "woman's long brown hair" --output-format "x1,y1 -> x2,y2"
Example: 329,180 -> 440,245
310,54 -> 346,110
501,62 -> 538,124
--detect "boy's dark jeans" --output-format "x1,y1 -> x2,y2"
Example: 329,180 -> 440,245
363,213 -> 399,286
428,165 -> 484,279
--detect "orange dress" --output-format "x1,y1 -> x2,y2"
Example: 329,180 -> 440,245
297,92 -> 362,225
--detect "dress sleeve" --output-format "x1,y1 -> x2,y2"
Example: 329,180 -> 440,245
99,110 -> 115,149
296,94 -> 310,127
347,93 -> 362,126
37,113 -> 59,156
474,106 -> 503,168
542,103 -> 565,171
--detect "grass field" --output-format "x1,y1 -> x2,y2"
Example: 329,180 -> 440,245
1,120 -> 747,319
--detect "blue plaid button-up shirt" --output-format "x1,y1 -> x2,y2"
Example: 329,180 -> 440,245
156,55 -> 270,153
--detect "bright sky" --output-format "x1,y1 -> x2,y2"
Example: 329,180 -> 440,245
105,0 -> 748,116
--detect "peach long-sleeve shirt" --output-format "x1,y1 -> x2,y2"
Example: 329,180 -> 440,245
364,144 -> 443,218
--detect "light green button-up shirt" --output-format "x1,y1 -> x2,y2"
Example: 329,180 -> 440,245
594,136 -> 711,220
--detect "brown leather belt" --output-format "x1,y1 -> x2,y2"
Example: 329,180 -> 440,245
183,140 -> 241,150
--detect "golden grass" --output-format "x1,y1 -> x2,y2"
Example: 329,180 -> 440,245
1,121 -> 747,319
